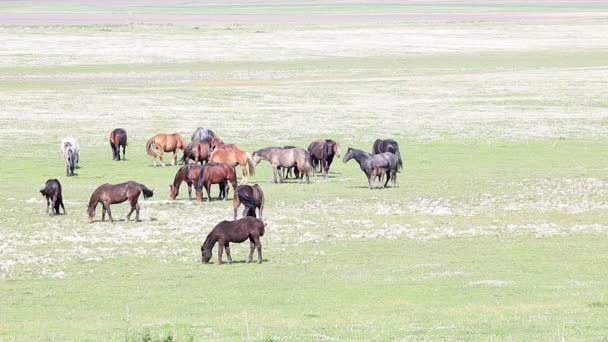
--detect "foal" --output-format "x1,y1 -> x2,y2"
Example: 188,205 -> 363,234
201,217 -> 265,264
40,179 -> 66,215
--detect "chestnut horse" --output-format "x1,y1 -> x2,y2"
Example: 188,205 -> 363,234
209,148 -> 255,185
181,141 -> 210,165
308,139 -> 341,177
87,181 -> 153,222
233,184 -> 265,220
170,164 -> 205,200
146,133 -> 186,167
109,128 -> 127,161
201,217 -> 265,264
195,162 -> 238,202
210,136 -> 237,151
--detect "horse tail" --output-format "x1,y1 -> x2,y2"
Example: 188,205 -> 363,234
236,186 -> 259,210
395,146 -> 403,170
260,222 -> 266,236
146,138 -> 156,156
68,149 -> 75,171
180,144 -> 191,164
137,183 -> 154,199
40,186 -> 49,197
246,152 -> 256,176
307,151 -> 316,177
196,165 -> 207,193
245,207 -> 256,218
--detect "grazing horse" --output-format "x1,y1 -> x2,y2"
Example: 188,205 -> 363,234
61,136 -> 80,168
40,179 -> 66,215
209,148 -> 255,185
62,141 -> 77,176
201,217 -> 265,264
252,147 -> 313,183
109,128 -> 127,161
308,139 -> 341,177
146,133 -> 186,167
373,138 -> 403,169
170,164 -> 204,200
233,184 -> 265,220
210,136 -> 238,151
191,127 -> 215,143
181,141 -> 210,165
342,147 -> 400,189
195,162 -> 238,202
87,181 -> 153,223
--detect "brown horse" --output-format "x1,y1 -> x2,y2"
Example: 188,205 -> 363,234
195,162 -> 238,202
372,138 -> 403,169
201,217 -> 265,264
40,179 -> 66,215
87,181 -> 153,222
233,184 -> 264,220
170,164 -> 204,200
308,139 -> 341,177
210,136 -> 238,151
109,128 -> 127,161
209,148 -> 255,185
181,141 -> 210,165
146,133 -> 186,167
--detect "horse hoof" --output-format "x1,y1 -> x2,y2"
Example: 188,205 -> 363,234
247,260 -> 252,263
257,260 -> 263,264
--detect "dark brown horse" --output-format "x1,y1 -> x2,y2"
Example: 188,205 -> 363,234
201,217 -> 265,264
109,128 -> 127,161
233,184 -> 265,220
195,162 -> 238,202
181,141 -> 211,165
170,164 -> 204,200
87,181 -> 153,223
40,179 -> 66,215
210,136 -> 238,151
146,133 -> 187,167
373,138 -> 403,169
308,139 -> 341,177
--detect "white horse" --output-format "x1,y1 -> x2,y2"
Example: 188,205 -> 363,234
61,136 -> 80,169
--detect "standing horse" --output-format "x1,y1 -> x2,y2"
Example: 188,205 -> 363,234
308,139 -> 341,177
201,217 -> 265,264
191,127 -> 215,143
40,179 -> 66,215
252,147 -> 313,184
233,184 -> 265,220
62,141 -> 77,176
195,162 -> 238,202
146,133 -> 186,167
210,136 -> 238,151
342,147 -> 400,189
61,136 -> 80,169
373,138 -> 403,169
170,164 -> 204,200
209,148 -> 255,185
109,128 -> 127,161
181,141 -> 210,165
87,181 -> 153,223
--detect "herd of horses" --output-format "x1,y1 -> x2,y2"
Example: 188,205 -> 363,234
45,127 -> 403,263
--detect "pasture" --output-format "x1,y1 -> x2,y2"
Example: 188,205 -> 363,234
1,1 -> 608,340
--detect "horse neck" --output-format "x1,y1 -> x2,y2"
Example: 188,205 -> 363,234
202,233 -> 217,251
88,195 -> 99,210
173,169 -> 185,187
350,149 -> 369,164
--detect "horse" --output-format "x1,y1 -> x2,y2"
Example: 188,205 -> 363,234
146,133 -> 186,167
109,128 -> 127,161
279,146 -> 300,180
181,141 -> 210,165
195,162 -> 238,202
373,138 -> 403,169
342,147 -> 400,189
61,136 -> 80,169
252,147 -> 313,184
233,184 -> 265,220
40,179 -> 66,215
209,148 -> 255,185
201,217 -> 265,264
170,164 -> 205,200
308,139 -> 341,177
62,141 -> 77,176
191,127 -> 215,143
87,181 -> 153,223
210,136 -> 238,151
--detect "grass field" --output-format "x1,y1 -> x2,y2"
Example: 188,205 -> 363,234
1,1 -> 608,341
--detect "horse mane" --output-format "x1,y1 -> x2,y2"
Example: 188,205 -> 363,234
202,231 -> 216,252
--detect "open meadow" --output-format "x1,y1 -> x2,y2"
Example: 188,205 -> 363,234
1,1 -> 608,340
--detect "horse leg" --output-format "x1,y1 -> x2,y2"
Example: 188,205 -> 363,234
171,151 -> 177,166
105,203 -> 114,223
101,206 -> 106,222
384,171 -> 390,188
254,236 -> 263,264
126,198 -> 136,222
60,200 -> 66,215
45,197 -> 50,214
224,243 -> 232,264
217,243 -> 224,264
324,160 -> 329,178
122,145 -> 126,161
259,202 -> 264,220
233,196 -> 240,220
111,142 -> 117,160
158,153 -> 166,167
206,183 -> 212,202
248,239 -> 255,263
187,184 -> 192,201
49,198 -> 56,216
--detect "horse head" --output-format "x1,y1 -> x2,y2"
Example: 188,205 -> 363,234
169,184 -> 178,200
342,147 -> 354,163
333,142 -> 342,157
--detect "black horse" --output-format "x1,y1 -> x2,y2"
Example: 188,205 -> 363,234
40,179 -> 66,215
110,128 -> 128,161
343,147 -> 400,189
372,139 -> 402,169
